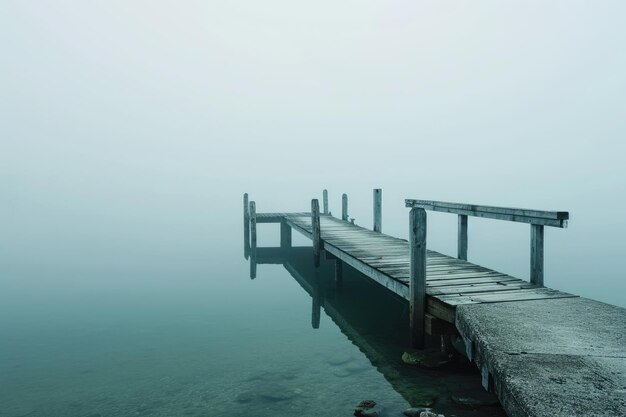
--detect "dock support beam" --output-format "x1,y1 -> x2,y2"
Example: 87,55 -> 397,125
373,188 -> 382,232
342,193 -> 348,221
409,207 -> 427,349
335,260 -> 343,287
323,189 -> 329,215
312,199 -> 321,267
243,193 -> 250,259
458,214 -> 468,260
531,224 -> 544,286
249,201 -> 257,279
280,221 -> 292,250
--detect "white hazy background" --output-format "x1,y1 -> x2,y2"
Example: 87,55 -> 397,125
1,1 -> 625,306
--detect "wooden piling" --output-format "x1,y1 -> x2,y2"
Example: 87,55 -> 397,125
409,207 -> 427,349
280,221 -> 292,249
249,201 -> 257,279
458,214 -> 468,261
531,224 -> 544,286
243,193 -> 250,260
342,193 -> 348,221
312,271 -> 321,329
312,199 -> 321,267
373,189 -> 382,232
335,260 -> 343,287
323,189 -> 329,215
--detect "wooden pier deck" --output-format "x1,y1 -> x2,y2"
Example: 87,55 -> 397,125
244,190 -> 626,417
258,212 -> 574,324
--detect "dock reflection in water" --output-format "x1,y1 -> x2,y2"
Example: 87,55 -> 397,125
253,246 -> 507,417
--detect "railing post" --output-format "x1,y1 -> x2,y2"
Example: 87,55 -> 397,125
243,193 -> 250,260
409,207 -> 427,349
312,199 -> 321,267
530,224 -> 544,286
280,221 -> 292,249
458,214 -> 468,261
249,201 -> 257,279
373,188 -> 382,232
323,189 -> 329,215
342,193 -> 348,221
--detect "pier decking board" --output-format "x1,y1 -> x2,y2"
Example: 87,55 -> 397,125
261,212 -> 575,321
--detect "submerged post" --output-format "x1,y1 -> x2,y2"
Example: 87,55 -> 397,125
409,207 -> 427,349
280,221 -> 292,250
312,199 -> 321,267
335,260 -> 343,288
243,193 -> 250,260
373,188 -> 382,232
341,193 -> 348,221
249,201 -> 257,279
323,189 -> 329,215
458,214 -> 468,261
530,224 -> 544,286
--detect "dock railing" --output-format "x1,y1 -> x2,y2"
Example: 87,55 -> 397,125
405,198 -> 569,347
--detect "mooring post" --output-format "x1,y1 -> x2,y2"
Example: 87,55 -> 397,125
312,199 -> 321,267
409,207 -> 427,349
249,201 -> 257,279
323,189 -> 329,215
530,224 -> 544,286
280,221 -> 292,250
341,193 -> 348,221
373,188 -> 382,232
243,193 -> 250,260
458,214 -> 468,261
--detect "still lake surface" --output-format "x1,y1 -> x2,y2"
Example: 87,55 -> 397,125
1,214 -> 506,417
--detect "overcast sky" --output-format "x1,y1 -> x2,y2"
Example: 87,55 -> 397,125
1,1 -> 625,305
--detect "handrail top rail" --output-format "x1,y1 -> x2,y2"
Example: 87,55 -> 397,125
405,199 -> 569,228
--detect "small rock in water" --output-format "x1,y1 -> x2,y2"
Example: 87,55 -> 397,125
357,400 -> 377,409
403,407 -> 432,417
419,412 -> 444,417
402,349 -> 452,368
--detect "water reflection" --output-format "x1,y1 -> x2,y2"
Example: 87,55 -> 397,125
253,246 -> 506,416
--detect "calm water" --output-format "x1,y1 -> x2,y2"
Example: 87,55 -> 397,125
1,216 -> 507,417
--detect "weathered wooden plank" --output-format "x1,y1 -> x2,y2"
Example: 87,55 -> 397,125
409,207 -> 427,349
405,199 -> 568,228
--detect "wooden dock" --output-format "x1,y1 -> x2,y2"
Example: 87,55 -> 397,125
243,190 -> 626,417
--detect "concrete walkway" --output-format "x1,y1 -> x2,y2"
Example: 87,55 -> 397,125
455,297 -> 626,417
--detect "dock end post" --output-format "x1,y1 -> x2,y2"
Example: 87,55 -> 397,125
322,189 -> 329,215
312,199 -> 321,267
243,193 -> 250,259
341,193 -> 348,221
458,214 -> 468,261
409,207 -> 427,349
249,201 -> 257,279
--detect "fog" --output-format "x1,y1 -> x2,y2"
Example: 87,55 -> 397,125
1,1 -> 625,306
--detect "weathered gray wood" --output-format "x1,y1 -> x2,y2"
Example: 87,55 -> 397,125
373,189 -> 382,232
249,201 -> 257,279
312,270 -> 321,329
312,199 -> 321,267
243,193 -> 250,260
405,199 -> 568,228
531,224 -> 544,286
458,214 -> 468,261
280,221 -> 292,249
323,189 -> 329,214
409,207 -> 427,349
342,193 -> 348,221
